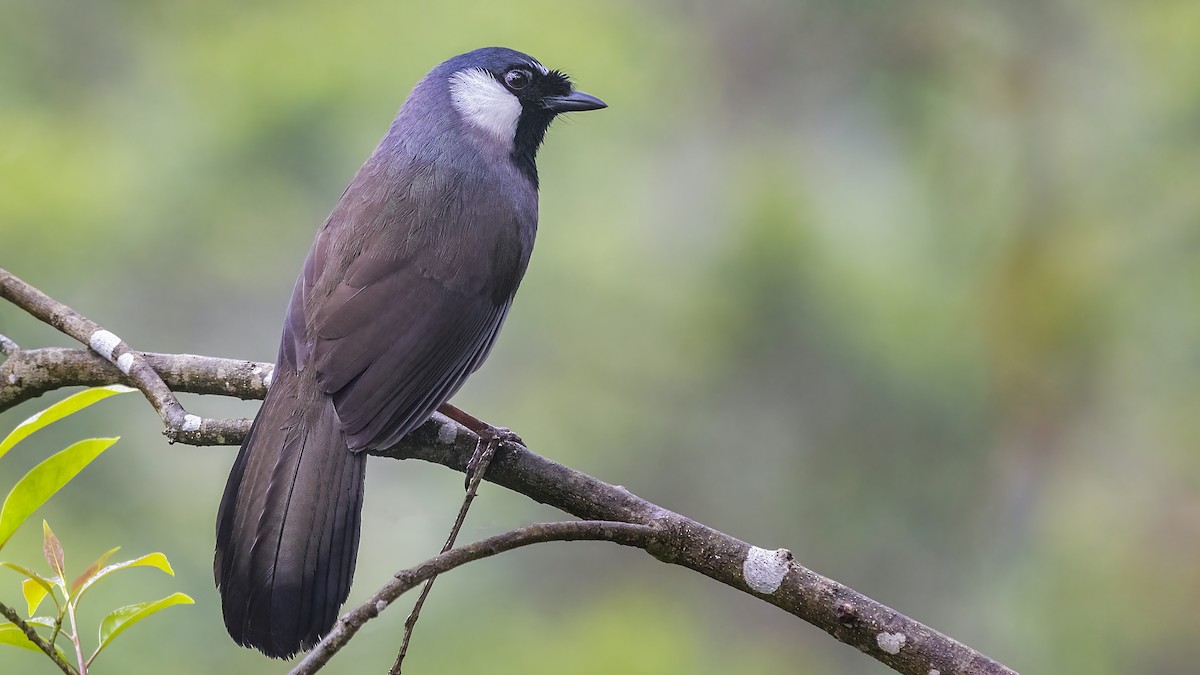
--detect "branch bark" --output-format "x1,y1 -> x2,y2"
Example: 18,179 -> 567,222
0,269 -> 1019,675
1,347 -> 270,420
0,599 -> 79,675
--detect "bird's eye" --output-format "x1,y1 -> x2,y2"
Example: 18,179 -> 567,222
504,69 -> 532,91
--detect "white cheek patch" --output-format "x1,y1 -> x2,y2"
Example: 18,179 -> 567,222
449,68 -> 521,141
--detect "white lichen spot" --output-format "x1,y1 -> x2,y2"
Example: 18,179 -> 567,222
182,414 -> 202,432
375,599 -> 388,613
88,330 -> 122,360
7,374 -> 15,384
116,352 -> 135,374
876,632 -> 906,655
263,368 -> 274,389
929,670 -> 941,675
437,422 -> 458,444
742,546 -> 791,594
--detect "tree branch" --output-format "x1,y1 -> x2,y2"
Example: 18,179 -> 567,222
291,521 -> 657,675
0,268 -> 262,445
0,346 -> 271,415
0,272 -> 1019,675
0,599 -> 79,675
377,423 -> 1016,675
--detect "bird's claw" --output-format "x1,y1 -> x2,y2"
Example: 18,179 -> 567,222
464,425 -> 521,490
478,425 -> 523,447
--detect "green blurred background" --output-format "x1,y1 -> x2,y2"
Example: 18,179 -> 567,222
2,0 -> 1198,672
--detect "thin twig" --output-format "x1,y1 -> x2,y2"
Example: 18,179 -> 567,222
0,599 -> 79,675
389,436 -> 499,674
290,521 -> 656,675
48,615 -> 63,657
0,267 -> 257,444
65,599 -> 86,675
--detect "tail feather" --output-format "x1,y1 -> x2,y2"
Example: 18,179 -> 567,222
215,365 -> 366,658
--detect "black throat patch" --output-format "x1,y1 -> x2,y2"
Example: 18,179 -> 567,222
511,110 -> 555,188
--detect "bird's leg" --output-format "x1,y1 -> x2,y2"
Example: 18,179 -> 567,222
436,402 -> 523,488
437,402 -> 524,444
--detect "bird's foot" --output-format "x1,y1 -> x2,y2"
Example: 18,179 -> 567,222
463,425 -> 521,490
478,425 -> 523,447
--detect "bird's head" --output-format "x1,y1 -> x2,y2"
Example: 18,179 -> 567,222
405,47 -> 606,184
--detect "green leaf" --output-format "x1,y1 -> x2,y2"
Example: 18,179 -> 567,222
0,621 -> 44,653
22,577 -> 51,616
25,616 -> 56,629
0,619 -> 70,661
3,559 -> 58,587
0,385 -> 133,460
1,561 -> 48,582
70,546 -> 121,594
0,437 -> 119,551
74,552 -> 175,604
93,592 -> 193,658
42,521 -> 65,581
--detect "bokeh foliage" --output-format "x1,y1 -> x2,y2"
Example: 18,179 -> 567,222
2,0 -> 1198,672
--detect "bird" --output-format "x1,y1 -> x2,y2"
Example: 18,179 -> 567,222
213,47 -> 606,659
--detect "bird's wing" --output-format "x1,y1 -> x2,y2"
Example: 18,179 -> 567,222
278,162 -> 529,451
220,170 -> 531,653
309,250 -> 510,450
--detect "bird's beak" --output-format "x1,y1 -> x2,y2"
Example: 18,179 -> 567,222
542,90 -> 607,113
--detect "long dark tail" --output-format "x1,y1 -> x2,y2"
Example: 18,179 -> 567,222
214,364 -> 367,658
